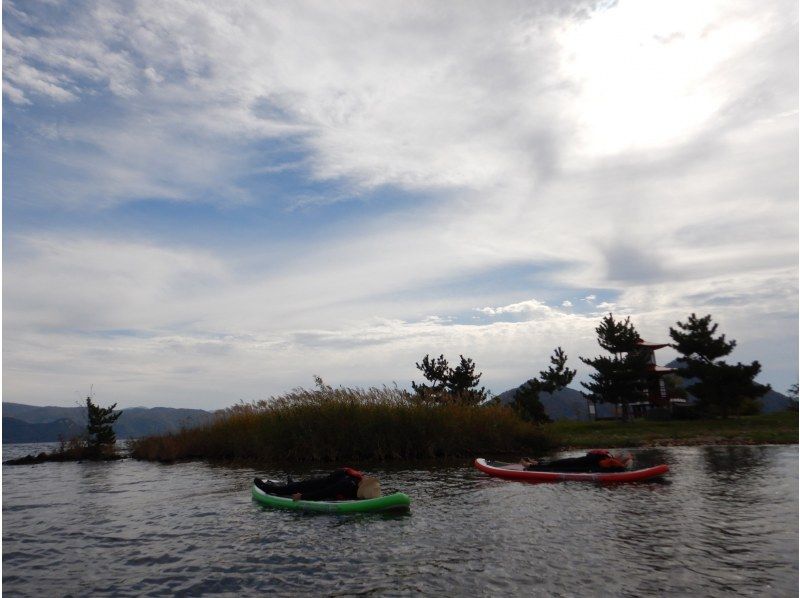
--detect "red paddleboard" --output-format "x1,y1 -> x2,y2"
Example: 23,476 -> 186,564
474,458 -> 669,483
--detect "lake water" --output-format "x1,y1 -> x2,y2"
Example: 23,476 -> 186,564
2,444 -> 797,597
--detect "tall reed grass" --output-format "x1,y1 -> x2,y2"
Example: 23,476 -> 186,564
129,381 -> 553,463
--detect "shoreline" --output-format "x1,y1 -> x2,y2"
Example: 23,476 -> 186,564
3,437 -> 796,468
557,438 -> 798,451
6,411 -> 796,466
548,411 -> 798,451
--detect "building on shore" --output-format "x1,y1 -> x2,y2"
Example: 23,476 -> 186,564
587,339 -> 687,420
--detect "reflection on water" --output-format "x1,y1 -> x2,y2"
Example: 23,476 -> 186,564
3,445 -> 797,597
701,445 -> 771,476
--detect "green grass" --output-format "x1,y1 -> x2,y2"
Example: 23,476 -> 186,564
129,384 -> 555,464
549,411 -> 799,449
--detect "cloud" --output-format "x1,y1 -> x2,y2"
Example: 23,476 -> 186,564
4,1 -> 594,206
3,235 -> 228,334
3,0 -> 797,406
3,230 -> 796,408
477,299 -> 555,318
5,0 -> 796,207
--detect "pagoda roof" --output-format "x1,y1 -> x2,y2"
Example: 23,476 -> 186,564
637,340 -> 670,350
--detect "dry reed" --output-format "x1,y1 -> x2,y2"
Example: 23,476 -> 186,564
129,381 -> 553,463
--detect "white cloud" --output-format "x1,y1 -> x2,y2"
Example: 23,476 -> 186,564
4,0 -> 796,205
3,0 -> 797,405
5,229 -> 794,408
558,0 -> 771,157
477,299 -> 555,318
2,1 -> 579,204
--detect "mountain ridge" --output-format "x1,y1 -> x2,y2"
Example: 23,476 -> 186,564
2,402 -> 215,443
497,366 -> 795,421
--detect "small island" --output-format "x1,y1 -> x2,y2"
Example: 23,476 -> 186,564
128,313 -> 798,465
7,313 -> 796,467
4,397 -> 123,465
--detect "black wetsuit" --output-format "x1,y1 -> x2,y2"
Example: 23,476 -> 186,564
254,468 -> 362,500
524,452 -> 626,473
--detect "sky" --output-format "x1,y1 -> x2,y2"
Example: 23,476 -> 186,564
3,0 -> 798,410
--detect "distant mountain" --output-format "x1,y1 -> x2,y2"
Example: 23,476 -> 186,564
3,403 -> 90,425
2,402 -> 215,443
756,389 -> 797,413
497,364 -> 795,421
2,417 -> 85,444
496,385 -> 616,421
665,360 -> 796,414
111,407 -> 216,438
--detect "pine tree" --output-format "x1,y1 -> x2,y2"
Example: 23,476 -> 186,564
446,355 -> 487,405
669,313 -> 769,417
788,384 -> 799,401
580,313 -> 649,421
412,354 -> 487,405
787,384 -> 799,412
86,396 -> 122,457
412,354 -> 450,399
512,347 -> 576,423
670,313 -> 735,362
538,347 -> 578,393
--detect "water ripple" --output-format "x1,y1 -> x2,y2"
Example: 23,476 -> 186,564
2,445 -> 798,596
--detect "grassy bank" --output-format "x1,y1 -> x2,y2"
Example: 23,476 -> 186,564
551,411 -> 798,449
129,384 -> 554,463
129,381 -> 797,464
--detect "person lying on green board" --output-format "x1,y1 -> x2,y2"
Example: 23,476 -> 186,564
253,468 -> 381,501
520,449 -> 633,473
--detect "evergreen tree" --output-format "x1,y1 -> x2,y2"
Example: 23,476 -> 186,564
670,313 -> 735,362
446,355 -> 487,405
512,347 -> 576,423
512,379 -> 548,423
669,313 -> 769,417
412,354 -> 449,398
86,396 -> 122,456
787,384 -> 799,412
594,312 -> 642,354
538,347 -> 578,392
580,313 -> 649,421
412,354 -> 487,405
788,383 -> 799,402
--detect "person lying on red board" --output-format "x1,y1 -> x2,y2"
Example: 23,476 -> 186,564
253,468 -> 382,501
520,449 -> 633,473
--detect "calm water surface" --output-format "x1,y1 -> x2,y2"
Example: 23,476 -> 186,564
3,445 -> 797,597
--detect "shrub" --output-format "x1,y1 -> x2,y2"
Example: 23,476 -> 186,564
129,381 -> 553,463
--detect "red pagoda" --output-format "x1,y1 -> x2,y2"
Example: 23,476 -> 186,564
629,339 -> 680,417
587,338 -> 685,420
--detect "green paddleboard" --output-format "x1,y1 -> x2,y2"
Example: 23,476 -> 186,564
252,483 -> 411,513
